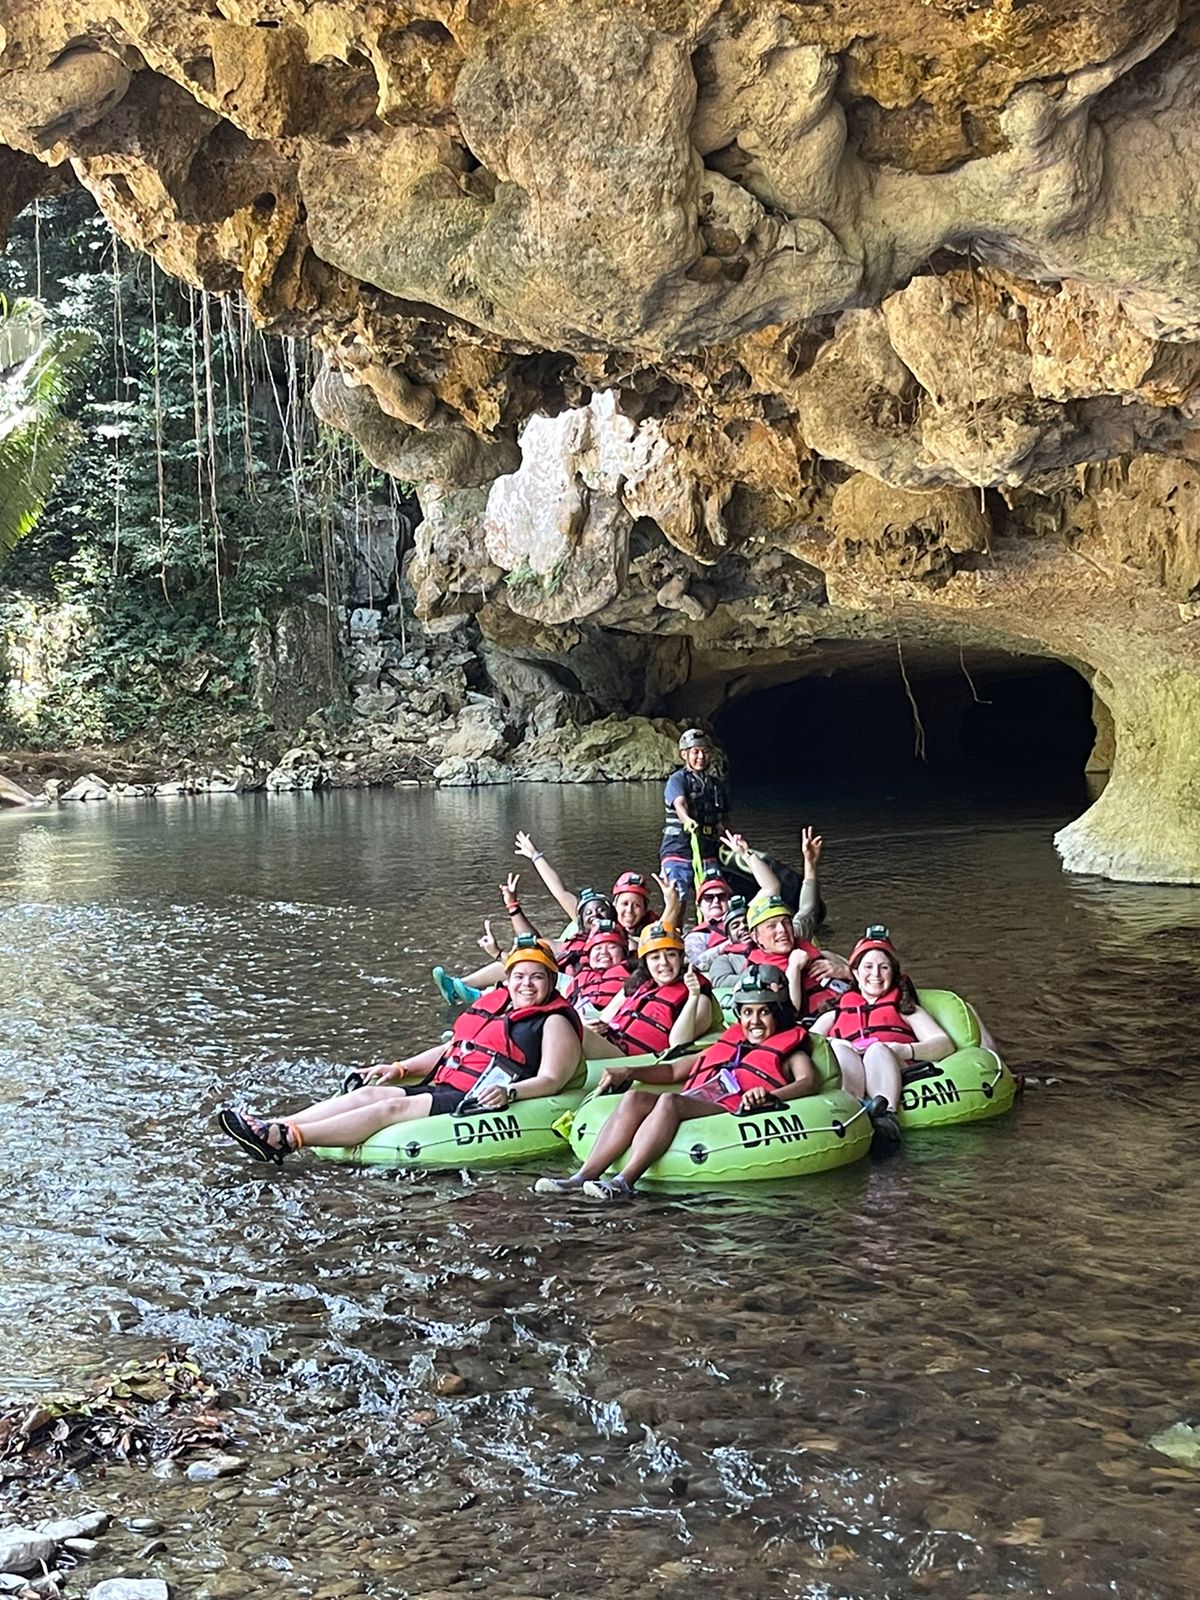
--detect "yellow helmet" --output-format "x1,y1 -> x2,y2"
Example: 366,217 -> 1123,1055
503,935 -> 559,975
746,893 -> 792,932
637,921 -> 684,959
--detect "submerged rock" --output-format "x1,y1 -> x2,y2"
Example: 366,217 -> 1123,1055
88,1583 -> 169,1600
1148,1422 -> 1200,1466
185,1452 -> 246,1482
0,1529 -> 56,1573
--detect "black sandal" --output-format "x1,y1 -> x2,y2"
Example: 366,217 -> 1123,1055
218,1107 -> 291,1164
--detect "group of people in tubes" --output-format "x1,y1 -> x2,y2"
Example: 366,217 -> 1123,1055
218,733 -> 979,1200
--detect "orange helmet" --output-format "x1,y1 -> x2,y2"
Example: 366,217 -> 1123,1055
637,921 -> 684,959
503,935 -> 559,975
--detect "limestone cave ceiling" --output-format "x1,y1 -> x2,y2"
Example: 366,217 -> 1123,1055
3,0 -> 1200,878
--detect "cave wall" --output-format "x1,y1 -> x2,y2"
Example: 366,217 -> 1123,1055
2,1 -> 1200,879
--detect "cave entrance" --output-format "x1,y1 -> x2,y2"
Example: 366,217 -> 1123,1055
711,646 -> 1098,803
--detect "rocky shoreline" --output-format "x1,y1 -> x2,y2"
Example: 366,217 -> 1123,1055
0,713 -> 683,806
0,598 -> 686,807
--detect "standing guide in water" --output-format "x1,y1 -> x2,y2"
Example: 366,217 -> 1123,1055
660,729 -> 729,910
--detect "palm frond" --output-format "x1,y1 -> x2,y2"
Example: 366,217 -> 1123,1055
0,300 -> 94,562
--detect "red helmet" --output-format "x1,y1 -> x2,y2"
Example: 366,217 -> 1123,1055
586,922 -> 627,953
612,870 -> 650,901
696,875 -> 730,902
848,925 -> 900,970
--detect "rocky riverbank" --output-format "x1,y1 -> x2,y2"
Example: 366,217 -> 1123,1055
0,593 -> 685,805
0,703 -> 681,805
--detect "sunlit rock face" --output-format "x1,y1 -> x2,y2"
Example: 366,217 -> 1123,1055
3,0 -> 1200,878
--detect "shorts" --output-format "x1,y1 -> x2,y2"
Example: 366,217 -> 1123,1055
660,835 -> 720,901
405,1083 -> 468,1117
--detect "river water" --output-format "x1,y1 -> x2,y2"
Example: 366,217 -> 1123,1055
2,781 -> 1199,1598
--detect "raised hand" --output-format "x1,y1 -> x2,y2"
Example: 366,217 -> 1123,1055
720,828 -> 750,855
500,871 -> 520,910
478,918 -> 500,958
800,826 -> 823,869
684,964 -> 704,996
514,830 -> 540,860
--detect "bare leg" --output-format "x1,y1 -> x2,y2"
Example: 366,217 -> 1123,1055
861,1042 -> 903,1111
290,1091 -> 436,1149
576,1090 -> 660,1179
616,1093 -> 722,1187
282,1083 -> 411,1126
461,959 -> 504,988
827,1039 -> 865,1098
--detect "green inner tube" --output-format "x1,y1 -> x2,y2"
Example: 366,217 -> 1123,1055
568,1083 -> 873,1184
310,1032 -> 724,1170
895,989 -> 1018,1128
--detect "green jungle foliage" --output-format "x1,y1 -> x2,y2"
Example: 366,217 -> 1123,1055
0,189 -> 393,748
0,299 -> 93,560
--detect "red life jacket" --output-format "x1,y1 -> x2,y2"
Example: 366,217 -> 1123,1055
685,1023 -> 810,1111
721,937 -> 755,959
751,940 -> 839,1015
555,932 -> 589,974
568,961 -> 633,1009
432,988 -> 582,1092
827,986 -> 915,1048
604,974 -> 712,1057
692,918 -> 727,950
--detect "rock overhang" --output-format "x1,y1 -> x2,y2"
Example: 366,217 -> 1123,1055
2,0 -> 1200,878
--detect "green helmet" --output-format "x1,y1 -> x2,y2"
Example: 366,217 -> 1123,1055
746,892 -> 792,931
731,965 -> 788,1007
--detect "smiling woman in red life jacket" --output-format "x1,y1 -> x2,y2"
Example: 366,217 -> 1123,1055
610,870 -> 662,937
536,966 -> 818,1201
745,893 -> 849,1021
566,921 -> 633,1013
583,923 -> 713,1060
811,928 -> 953,1126
218,940 -> 583,1164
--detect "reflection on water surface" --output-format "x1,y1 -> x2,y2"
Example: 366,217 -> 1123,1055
2,782 -> 1199,1598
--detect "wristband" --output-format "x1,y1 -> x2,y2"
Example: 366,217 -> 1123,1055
532,851 -> 545,862
505,1084 -> 518,1106
505,901 -> 521,915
